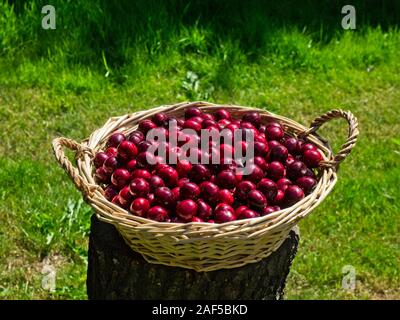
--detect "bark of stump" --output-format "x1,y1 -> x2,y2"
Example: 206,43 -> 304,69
87,215 -> 300,300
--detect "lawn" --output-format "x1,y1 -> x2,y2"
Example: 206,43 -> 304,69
0,0 -> 399,299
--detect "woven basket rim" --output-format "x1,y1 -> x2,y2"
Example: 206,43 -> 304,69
79,102 -> 338,230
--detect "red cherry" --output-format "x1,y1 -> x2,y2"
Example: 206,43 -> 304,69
94,152 -> 109,168
247,189 -> 267,209
215,109 -> 231,121
237,209 -> 259,220
126,159 -> 137,172
128,131 -> 144,145
234,181 -> 256,202
183,119 -> 202,132
202,119 -> 219,129
202,113 -> 215,121
242,111 -> 261,126
276,178 -> 292,191
200,181 -> 220,204
136,151 -> 155,169
267,161 -> 286,181
253,156 -> 269,171
104,185 -> 119,201
266,125 -> 284,141
261,206 -> 280,216
137,140 -> 152,153
197,199 -> 213,221
267,140 -> 281,149
286,160 -> 307,180
216,170 -> 237,189
111,195 -> 125,208
241,121 -> 257,131
284,137 -> 301,155
130,198 -> 150,217
191,216 -> 204,223
118,185 -> 133,205
215,203 -> 235,214
176,160 -> 192,177
273,189 -> 285,205
154,187 -> 175,208
303,149 -> 323,168
185,106 -> 202,119
152,113 -> 168,126
129,178 -> 150,197
105,147 -> 118,157
147,206 -> 169,222
218,119 -> 232,129
246,164 -> 264,183
189,116 -> 204,124
180,182 -> 200,200
157,166 -> 179,187
107,132 -> 126,148
176,199 -> 198,221
215,209 -> 236,223
147,193 -> 155,205
117,140 -> 138,159
301,143 -> 317,154
131,169 -> 152,181
296,176 -> 317,193
188,164 -> 211,183
111,168 -> 131,188
208,219 -> 215,224
138,119 -> 157,134
285,154 -> 295,166
95,167 -> 110,183
218,189 -> 234,205
253,141 -> 269,157
269,145 -> 288,162
177,177 -> 190,187
149,175 -> 165,192
103,156 -> 119,173
235,205 -> 249,217
284,185 -> 305,205
257,178 -> 278,202
171,187 -> 180,202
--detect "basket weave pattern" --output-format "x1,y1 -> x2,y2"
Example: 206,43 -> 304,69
52,102 -> 358,272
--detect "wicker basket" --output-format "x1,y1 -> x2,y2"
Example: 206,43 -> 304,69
52,101 -> 358,272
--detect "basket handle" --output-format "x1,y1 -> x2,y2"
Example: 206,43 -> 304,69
52,137 -> 101,198
300,109 -> 359,169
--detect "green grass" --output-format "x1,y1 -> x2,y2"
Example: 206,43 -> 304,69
0,0 -> 399,299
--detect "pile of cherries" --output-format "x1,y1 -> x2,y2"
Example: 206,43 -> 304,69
93,107 -> 323,223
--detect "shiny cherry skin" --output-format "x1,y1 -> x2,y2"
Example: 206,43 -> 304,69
245,164 -> 264,183
180,182 -> 201,200
215,109 -> 231,121
242,111 -> 260,126
118,185 -> 133,205
94,152 -> 109,168
176,160 -> 192,178
197,199 -> 213,221
303,149 -> 323,168
268,145 -> 288,162
188,164 -> 211,184
216,170 -> 237,189
276,178 -> 292,191
284,185 -> 305,206
234,181 -> 256,202
176,199 -> 198,221
103,156 -> 119,173
147,206 -> 169,222
257,178 -> 278,202
247,189 -> 267,209
118,141 -> 138,160
149,175 -> 165,192
199,181 -> 220,204
111,168 -> 131,188
107,132 -> 126,148
138,119 -> 157,134
154,186 -> 175,208
104,185 -> 119,201
218,189 -> 234,205
237,209 -> 259,220
95,167 -> 110,183
286,160 -> 307,180
130,198 -> 150,217
267,161 -> 286,181
265,124 -> 284,141
215,209 -> 236,223
129,178 -> 150,197
131,169 -> 152,181
296,176 -> 317,193
152,113 -> 168,126
185,106 -> 202,119
157,166 -> 179,187
261,206 -> 281,216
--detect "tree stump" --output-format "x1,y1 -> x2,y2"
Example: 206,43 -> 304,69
87,215 -> 300,300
